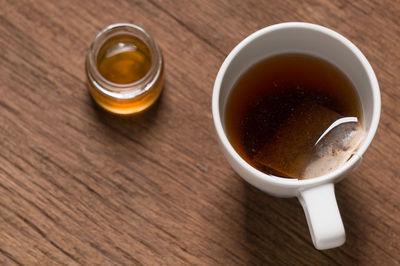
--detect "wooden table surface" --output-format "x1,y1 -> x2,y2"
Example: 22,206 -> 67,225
1,0 -> 399,265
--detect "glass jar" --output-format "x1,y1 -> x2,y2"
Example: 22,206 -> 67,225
86,23 -> 164,115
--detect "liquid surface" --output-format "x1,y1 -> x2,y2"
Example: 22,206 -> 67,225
225,53 -> 363,178
97,35 -> 151,84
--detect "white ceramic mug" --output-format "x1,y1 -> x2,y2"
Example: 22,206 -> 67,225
212,22 -> 380,250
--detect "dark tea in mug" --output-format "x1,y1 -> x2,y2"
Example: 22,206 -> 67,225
225,53 -> 364,179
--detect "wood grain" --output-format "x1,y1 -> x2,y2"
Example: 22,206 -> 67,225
0,0 -> 399,265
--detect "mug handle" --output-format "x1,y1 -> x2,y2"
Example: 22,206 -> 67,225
298,183 -> 345,250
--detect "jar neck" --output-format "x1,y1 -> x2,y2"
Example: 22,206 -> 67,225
86,23 -> 163,100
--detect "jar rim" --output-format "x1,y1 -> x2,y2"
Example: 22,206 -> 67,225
86,23 -> 163,99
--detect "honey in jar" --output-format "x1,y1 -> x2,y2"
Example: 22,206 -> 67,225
86,23 -> 164,115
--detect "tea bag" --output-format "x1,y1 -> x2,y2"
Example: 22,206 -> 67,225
301,117 -> 364,178
254,102 -> 364,179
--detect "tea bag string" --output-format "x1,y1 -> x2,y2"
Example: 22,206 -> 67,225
314,117 -> 358,146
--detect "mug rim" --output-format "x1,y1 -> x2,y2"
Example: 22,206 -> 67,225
212,22 -> 381,187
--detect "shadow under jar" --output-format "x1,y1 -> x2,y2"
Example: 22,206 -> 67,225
86,23 -> 164,115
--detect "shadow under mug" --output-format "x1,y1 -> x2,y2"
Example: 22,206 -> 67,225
212,22 -> 380,250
